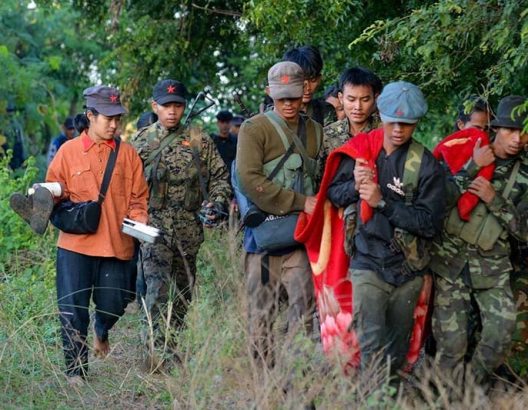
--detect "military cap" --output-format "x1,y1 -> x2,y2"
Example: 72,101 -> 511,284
63,116 -> 75,129
136,111 -> 158,129
267,61 -> 304,100
377,81 -> 427,124
153,79 -> 187,105
491,96 -> 527,129
83,85 -> 127,116
216,110 -> 233,122
231,115 -> 245,126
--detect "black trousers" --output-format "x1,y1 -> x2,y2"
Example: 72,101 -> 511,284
56,248 -> 135,376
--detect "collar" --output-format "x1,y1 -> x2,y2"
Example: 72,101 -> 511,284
81,131 -> 116,151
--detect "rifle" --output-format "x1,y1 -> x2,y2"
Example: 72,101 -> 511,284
233,93 -> 257,118
183,90 -> 216,126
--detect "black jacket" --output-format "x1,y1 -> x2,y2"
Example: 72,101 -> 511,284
327,139 -> 446,285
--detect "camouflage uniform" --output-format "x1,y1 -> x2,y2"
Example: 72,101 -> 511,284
510,239 -> 528,359
430,157 -> 528,382
320,116 -> 380,171
131,122 -> 231,364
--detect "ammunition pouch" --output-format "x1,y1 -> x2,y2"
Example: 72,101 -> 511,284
444,203 -> 505,251
263,152 -> 316,196
343,204 -> 357,257
146,160 -> 169,210
392,228 -> 431,271
183,172 -> 203,212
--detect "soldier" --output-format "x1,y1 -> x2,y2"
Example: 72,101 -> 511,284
47,117 -> 76,165
326,81 -> 445,372
282,45 -> 336,126
131,79 -> 231,370
230,114 -> 245,137
431,95 -> 528,385
211,110 -> 237,177
321,67 -> 383,167
454,96 -> 492,132
324,84 -> 345,121
236,61 -> 322,368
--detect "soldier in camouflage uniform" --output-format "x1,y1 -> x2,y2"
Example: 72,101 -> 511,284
321,67 -> 382,169
131,79 -> 231,369
509,238 -> 528,359
431,96 -> 528,384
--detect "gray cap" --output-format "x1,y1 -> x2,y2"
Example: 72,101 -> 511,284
83,85 -> 127,116
377,81 -> 427,124
267,61 -> 304,100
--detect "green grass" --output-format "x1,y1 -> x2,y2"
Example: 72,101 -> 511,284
0,155 -> 527,408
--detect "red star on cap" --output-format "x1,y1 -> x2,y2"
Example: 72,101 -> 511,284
280,75 -> 290,84
167,85 -> 176,94
109,94 -> 118,103
396,109 -> 404,116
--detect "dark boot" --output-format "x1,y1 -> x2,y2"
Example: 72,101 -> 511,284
30,187 -> 54,234
9,192 -> 33,224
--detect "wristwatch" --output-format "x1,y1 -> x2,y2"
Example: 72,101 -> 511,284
376,199 -> 387,210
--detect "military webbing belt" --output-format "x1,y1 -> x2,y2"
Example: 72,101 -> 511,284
145,130 -> 181,166
502,160 -> 521,199
402,141 -> 425,206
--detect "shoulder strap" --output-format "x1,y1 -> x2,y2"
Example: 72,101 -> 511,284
265,111 -> 316,178
402,140 -> 424,206
189,127 -> 209,202
502,160 -> 521,199
98,139 -> 121,204
264,111 -> 290,150
145,127 -> 181,166
313,120 -> 322,151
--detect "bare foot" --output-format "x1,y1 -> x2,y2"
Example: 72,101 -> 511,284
93,334 -> 110,358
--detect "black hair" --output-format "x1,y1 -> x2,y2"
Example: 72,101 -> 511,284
324,84 -> 339,99
338,67 -> 383,96
456,96 -> 490,125
137,111 -> 158,129
74,112 -> 90,134
216,110 -> 233,122
282,45 -> 323,78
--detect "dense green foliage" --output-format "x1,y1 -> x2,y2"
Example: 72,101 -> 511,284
2,0 -> 528,152
0,0 -> 106,152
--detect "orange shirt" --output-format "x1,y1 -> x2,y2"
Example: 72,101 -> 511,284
47,132 -> 149,260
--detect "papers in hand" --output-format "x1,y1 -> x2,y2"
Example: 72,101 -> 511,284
122,218 -> 161,243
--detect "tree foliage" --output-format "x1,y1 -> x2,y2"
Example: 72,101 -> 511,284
0,0 -> 106,153
2,1 -> 528,152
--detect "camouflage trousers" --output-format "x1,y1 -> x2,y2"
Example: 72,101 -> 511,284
246,249 -> 314,368
511,271 -> 528,353
433,268 -> 516,383
139,239 -> 199,368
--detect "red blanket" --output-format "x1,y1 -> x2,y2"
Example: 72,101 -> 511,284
295,128 -> 432,369
432,128 -> 495,221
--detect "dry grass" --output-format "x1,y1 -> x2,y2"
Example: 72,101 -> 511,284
0,228 -> 527,409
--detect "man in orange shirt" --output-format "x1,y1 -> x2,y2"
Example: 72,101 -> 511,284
46,86 -> 149,384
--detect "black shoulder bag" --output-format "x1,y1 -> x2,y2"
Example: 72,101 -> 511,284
50,139 -> 121,234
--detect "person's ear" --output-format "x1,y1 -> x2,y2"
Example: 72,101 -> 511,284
456,119 -> 464,131
265,86 -> 270,97
151,100 -> 158,113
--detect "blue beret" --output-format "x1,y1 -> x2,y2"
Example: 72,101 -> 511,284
377,81 -> 427,124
